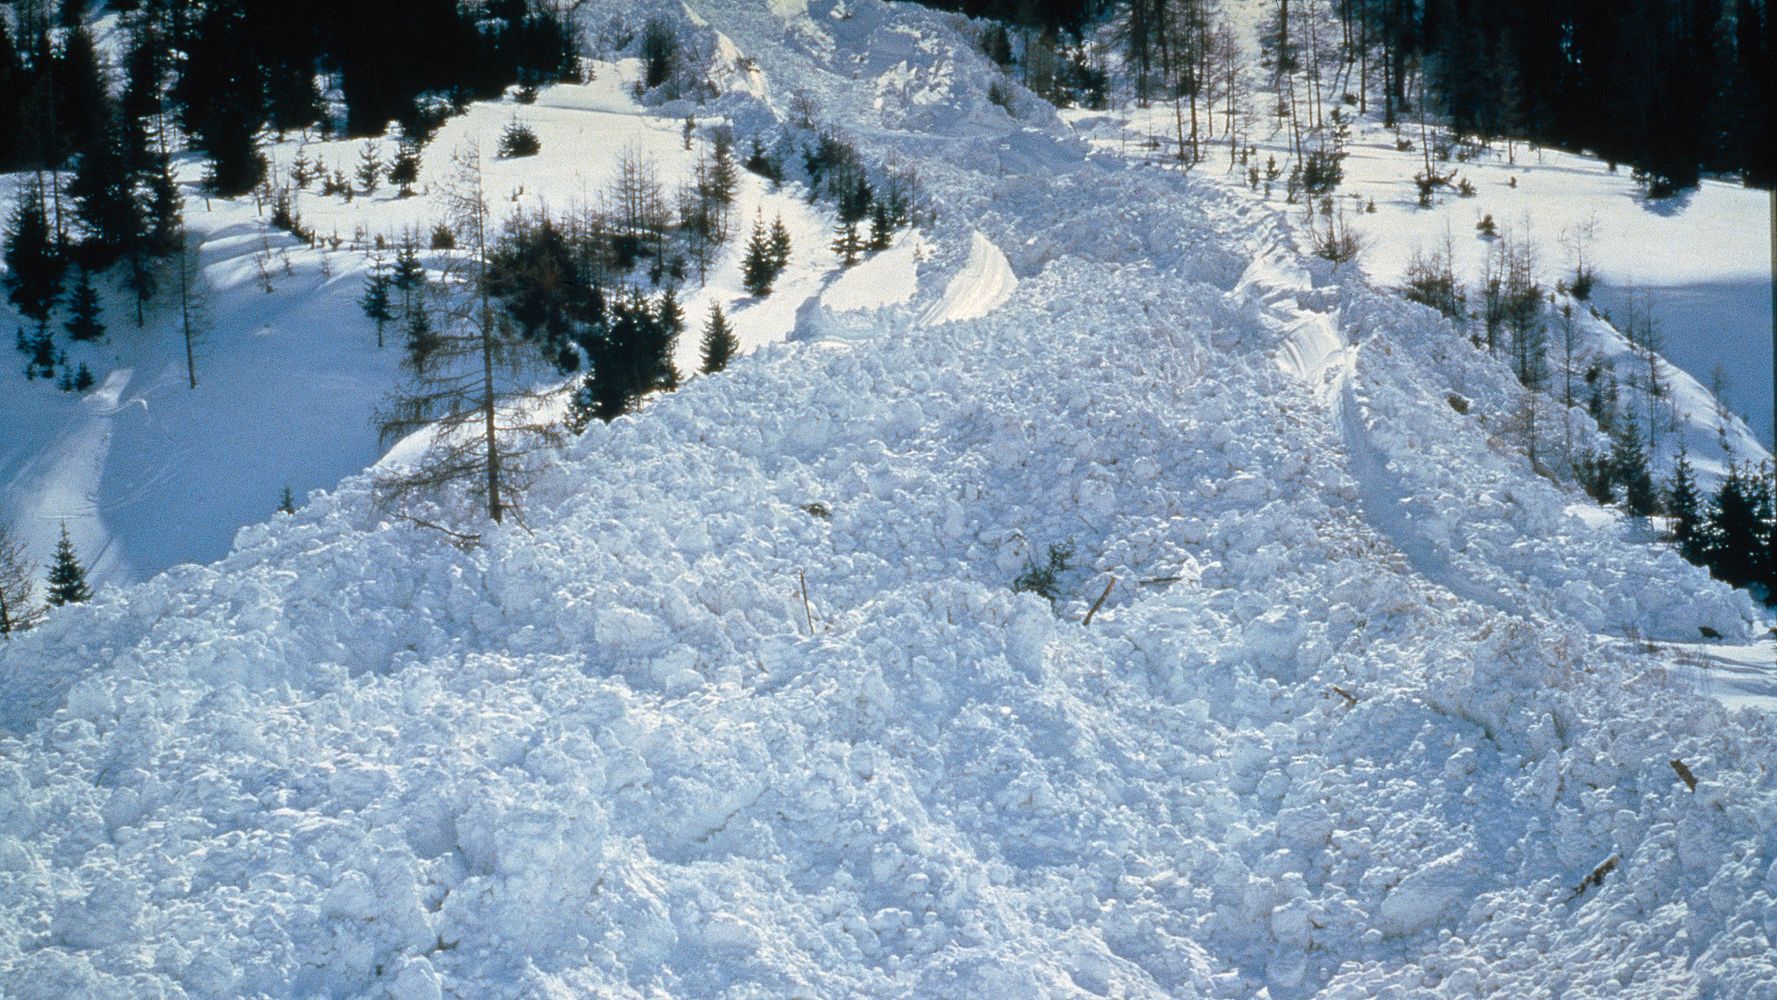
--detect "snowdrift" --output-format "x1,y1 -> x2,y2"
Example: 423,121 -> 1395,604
2,0 -> 1774,997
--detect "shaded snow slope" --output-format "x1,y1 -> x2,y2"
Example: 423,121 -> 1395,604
3,1 -> 1775,998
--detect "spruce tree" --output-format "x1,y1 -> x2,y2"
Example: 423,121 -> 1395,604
1666,449 -> 1706,564
24,325 -> 56,380
4,182 -> 64,325
63,266 -> 103,341
73,362 -> 93,391
741,216 -> 775,297
656,287 -> 684,390
1704,463 -> 1773,590
1609,423 -> 1658,518
767,214 -> 792,276
360,250 -> 394,348
700,301 -> 737,374
832,220 -> 862,268
45,523 -> 91,606
388,142 -> 421,198
0,520 -> 43,637
355,141 -> 382,195
868,199 -> 894,251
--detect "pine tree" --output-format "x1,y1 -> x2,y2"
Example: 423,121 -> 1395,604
741,215 -> 775,297
1610,423 -> 1658,518
72,362 -> 93,391
0,520 -> 43,637
67,109 -> 141,269
4,182 -> 64,325
1666,449 -> 1706,564
63,266 -> 103,341
392,234 -> 426,318
656,287 -> 684,390
279,485 -> 297,514
360,250 -> 394,348
700,301 -> 738,374
45,523 -> 91,606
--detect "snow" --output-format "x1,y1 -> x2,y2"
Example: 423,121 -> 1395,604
2,0 -> 1776,997
1,57 -> 858,590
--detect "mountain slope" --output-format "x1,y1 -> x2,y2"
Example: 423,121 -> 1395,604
2,1 -> 1774,997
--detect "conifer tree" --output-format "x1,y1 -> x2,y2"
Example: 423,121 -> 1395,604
4,182 -> 64,325
741,215 -> 775,297
0,520 -> 44,637
700,301 -> 737,374
767,213 -> 792,276
279,485 -> 297,514
356,141 -> 382,195
392,234 -> 426,318
1609,423 -> 1658,518
388,142 -> 422,198
1704,463 -> 1774,590
63,266 -> 103,341
45,523 -> 91,606
868,199 -> 895,251
73,362 -> 92,391
832,219 -> 862,268
1666,448 -> 1706,564
656,286 -> 684,389
23,325 -> 56,380
360,250 -> 394,348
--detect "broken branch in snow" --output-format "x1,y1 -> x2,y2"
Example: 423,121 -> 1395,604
1570,855 -> 1620,900
1331,685 -> 1358,707
1083,577 -> 1115,626
395,514 -> 482,549
1670,759 -> 1698,792
799,569 -> 815,636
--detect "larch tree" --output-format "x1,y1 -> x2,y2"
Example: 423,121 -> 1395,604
0,520 -> 44,636
374,144 -> 563,527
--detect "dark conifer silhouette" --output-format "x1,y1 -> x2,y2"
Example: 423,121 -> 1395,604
45,523 -> 91,606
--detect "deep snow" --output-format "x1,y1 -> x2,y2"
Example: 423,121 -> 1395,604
2,1 -> 1776,998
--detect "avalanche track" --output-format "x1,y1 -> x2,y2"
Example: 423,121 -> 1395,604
2,1 -> 1774,998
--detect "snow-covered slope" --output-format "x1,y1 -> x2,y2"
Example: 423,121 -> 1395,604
3,1 -> 1775,998
0,57 -> 849,590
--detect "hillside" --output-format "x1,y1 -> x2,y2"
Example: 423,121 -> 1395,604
2,1 -> 1776,998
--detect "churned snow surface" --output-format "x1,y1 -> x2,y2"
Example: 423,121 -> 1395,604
3,0 -> 1777,998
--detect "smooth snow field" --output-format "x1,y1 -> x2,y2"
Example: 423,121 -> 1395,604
3,0 -> 1776,998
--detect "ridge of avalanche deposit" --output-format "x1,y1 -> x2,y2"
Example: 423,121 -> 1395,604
2,1 -> 1775,997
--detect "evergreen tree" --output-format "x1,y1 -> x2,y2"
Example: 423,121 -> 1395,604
279,485 -> 297,514
1704,463 -> 1774,591
360,251 -> 394,348
392,234 -> 426,318
388,142 -> 422,198
700,301 -> 738,374
23,325 -> 56,380
1666,449 -> 1706,564
656,286 -> 684,390
4,182 -> 63,325
355,141 -> 382,195
52,26 -> 110,162
45,523 -> 91,606
1610,423 -> 1658,518
767,213 -> 792,276
63,266 -> 103,341
741,215 -> 775,297
868,198 -> 895,251
0,519 -> 44,637
832,220 -> 863,268
67,109 -> 142,269
72,361 -> 93,391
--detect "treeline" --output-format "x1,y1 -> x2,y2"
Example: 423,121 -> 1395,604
917,0 -> 1774,191
0,0 -> 577,195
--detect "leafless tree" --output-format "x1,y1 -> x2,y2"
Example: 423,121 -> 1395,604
374,144 -> 563,527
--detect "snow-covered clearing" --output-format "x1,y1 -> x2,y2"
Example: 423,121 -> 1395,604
2,1 -> 1775,998
1,58 -> 852,590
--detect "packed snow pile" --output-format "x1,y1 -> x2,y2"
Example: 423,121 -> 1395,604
3,0 -> 1775,997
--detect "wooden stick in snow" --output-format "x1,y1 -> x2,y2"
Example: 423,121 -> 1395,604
1083,577 -> 1115,626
